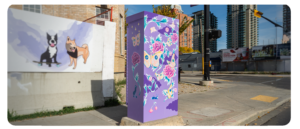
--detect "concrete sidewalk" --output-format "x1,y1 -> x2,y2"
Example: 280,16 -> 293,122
179,79 -> 290,126
10,78 -> 290,126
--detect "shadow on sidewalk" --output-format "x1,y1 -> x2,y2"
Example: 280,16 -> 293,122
91,79 -> 127,125
95,105 -> 127,125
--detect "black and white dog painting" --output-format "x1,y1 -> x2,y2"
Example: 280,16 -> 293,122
39,33 -> 58,67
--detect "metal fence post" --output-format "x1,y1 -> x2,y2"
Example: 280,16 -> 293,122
178,67 -> 181,82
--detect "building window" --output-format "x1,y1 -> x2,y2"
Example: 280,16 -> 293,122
23,5 -> 41,13
119,14 -> 123,55
96,7 -> 110,25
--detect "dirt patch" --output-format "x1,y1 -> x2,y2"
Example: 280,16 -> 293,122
178,82 -> 220,95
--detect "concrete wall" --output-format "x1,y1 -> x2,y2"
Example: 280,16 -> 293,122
179,53 -> 221,71
7,8 -> 117,115
8,72 -> 105,115
220,59 -> 291,72
179,53 -> 291,72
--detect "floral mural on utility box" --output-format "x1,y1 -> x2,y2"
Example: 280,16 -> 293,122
127,11 -> 179,123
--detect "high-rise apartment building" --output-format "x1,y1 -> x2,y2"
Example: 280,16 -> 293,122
283,5 -> 291,33
192,10 -> 218,53
227,5 -> 258,49
283,5 -> 291,44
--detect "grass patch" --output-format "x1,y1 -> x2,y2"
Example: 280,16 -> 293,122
115,79 -> 126,101
8,106 -> 99,122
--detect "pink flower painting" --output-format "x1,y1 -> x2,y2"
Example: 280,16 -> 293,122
171,33 -> 178,43
165,27 -> 169,32
163,65 -> 175,79
131,52 -> 140,65
149,76 -> 152,81
174,88 -> 177,93
152,41 -> 164,53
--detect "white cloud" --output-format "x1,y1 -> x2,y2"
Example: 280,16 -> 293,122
26,32 -> 41,42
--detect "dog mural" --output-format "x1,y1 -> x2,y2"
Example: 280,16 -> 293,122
38,33 -> 59,67
66,36 -> 89,69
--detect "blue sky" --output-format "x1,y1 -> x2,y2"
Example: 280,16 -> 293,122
125,5 -> 284,51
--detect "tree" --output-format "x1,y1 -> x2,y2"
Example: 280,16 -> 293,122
152,5 -> 194,35
187,47 -> 193,53
179,47 -> 200,54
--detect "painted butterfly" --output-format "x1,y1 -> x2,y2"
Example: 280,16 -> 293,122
144,51 -> 163,69
132,33 -> 140,47
166,37 -> 172,47
155,71 -> 164,81
167,53 -> 176,68
162,81 -> 175,101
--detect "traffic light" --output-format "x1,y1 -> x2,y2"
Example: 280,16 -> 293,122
254,9 -> 263,18
209,30 -> 222,40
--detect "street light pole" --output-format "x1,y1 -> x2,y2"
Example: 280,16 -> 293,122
276,18 -> 277,44
203,5 -> 210,81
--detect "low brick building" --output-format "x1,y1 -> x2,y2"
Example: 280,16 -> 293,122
10,5 -> 126,81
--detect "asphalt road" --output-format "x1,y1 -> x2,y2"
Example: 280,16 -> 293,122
248,100 -> 291,126
181,74 -> 291,90
180,74 -> 291,126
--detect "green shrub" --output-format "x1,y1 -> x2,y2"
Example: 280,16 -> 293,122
104,98 -> 121,107
115,79 -> 126,100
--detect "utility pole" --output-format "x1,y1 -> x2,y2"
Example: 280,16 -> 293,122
203,5 -> 210,81
276,18 -> 277,44
200,20 -> 204,75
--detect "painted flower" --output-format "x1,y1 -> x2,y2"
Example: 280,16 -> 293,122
163,65 -> 175,79
149,108 -> 153,113
131,52 -> 140,66
152,41 -> 164,53
165,27 -> 169,32
174,88 -> 177,93
169,51 -> 173,56
149,76 -> 152,81
155,106 -> 158,110
171,33 -> 178,43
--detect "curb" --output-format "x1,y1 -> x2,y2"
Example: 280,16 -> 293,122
216,97 -> 291,126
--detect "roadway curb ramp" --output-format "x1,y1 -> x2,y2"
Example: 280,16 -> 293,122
215,97 -> 291,126
200,80 -> 214,86
120,116 -> 185,126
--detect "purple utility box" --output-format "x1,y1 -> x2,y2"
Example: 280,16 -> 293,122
126,11 -> 179,123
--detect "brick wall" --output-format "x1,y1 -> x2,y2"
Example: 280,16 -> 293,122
9,5 -> 126,78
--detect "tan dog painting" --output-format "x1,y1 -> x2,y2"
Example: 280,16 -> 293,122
66,36 -> 89,69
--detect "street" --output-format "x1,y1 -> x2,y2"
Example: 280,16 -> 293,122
181,74 -> 291,90
247,100 -> 291,125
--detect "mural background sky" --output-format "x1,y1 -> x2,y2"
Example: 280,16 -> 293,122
125,5 -> 284,51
